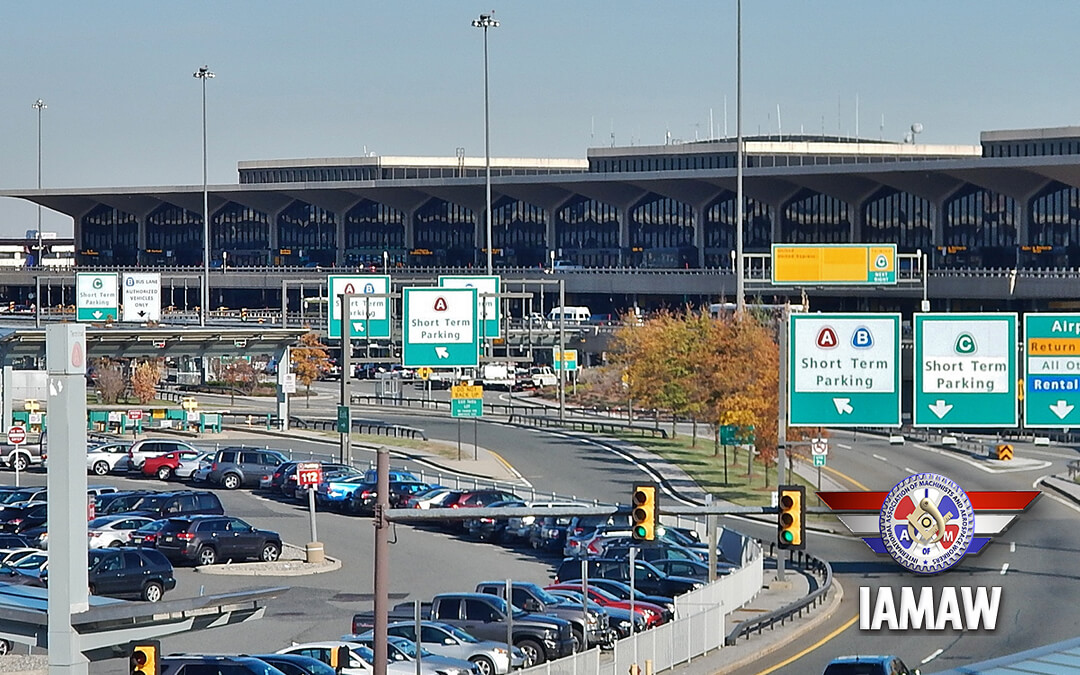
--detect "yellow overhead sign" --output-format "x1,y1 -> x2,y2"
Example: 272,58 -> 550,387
771,244 -> 896,285
451,384 -> 483,400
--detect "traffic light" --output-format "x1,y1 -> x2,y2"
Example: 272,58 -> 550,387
777,485 -> 805,550
330,645 -> 351,673
631,484 -> 658,541
130,641 -> 160,675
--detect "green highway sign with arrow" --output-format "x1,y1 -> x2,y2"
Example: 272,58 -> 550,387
76,272 -> 119,322
328,275 -> 391,339
402,287 -> 478,368
1023,313 -> 1080,427
789,314 -> 901,427
913,313 -> 1017,427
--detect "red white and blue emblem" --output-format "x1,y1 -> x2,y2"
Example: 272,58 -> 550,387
820,474 -> 1038,574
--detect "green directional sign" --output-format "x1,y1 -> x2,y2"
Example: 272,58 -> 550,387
451,398 -> 483,418
439,275 -> 500,340
328,275 -> 391,339
789,314 -> 901,427
403,287 -> 478,368
813,454 -> 827,467
336,405 -> 350,433
1024,313 -> 1080,427
76,272 -> 119,322
913,313 -> 1017,427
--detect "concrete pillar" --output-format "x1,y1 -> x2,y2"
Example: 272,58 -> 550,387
692,202 -> 707,268
544,208 -> 557,263
771,200 -> 786,244
849,199 -> 863,242
335,210 -> 346,267
404,209 -> 416,250
46,324 -> 89,675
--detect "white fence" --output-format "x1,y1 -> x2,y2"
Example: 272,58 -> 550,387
519,541 -> 764,675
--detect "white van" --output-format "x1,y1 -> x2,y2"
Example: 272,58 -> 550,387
547,306 -> 591,324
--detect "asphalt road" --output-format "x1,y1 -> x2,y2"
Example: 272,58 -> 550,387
723,432 -> 1079,675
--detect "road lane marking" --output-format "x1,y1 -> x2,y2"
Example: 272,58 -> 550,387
821,464 -> 870,491
1000,563 -> 1010,575
752,614 -> 859,675
489,450 -> 533,488
921,648 -> 944,665
903,467 -> 916,474
872,453 -> 888,462
837,443 -> 852,450
913,443 -> 1051,474
1010,541 -> 1016,553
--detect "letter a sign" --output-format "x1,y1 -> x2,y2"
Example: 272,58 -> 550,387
816,327 -> 838,349
434,297 -> 448,312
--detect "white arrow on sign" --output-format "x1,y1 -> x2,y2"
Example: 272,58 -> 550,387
928,399 -> 954,419
353,322 -> 365,332
92,311 -> 103,319
435,347 -> 449,359
832,398 -> 853,415
1050,400 -> 1075,420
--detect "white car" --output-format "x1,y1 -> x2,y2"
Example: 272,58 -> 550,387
86,442 -> 133,476
87,515 -> 155,548
173,451 -> 212,480
275,642 -> 376,675
0,548 -> 41,566
126,439 -> 201,471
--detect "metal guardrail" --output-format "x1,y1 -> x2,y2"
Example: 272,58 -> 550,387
724,548 -> 833,646
508,412 -> 669,438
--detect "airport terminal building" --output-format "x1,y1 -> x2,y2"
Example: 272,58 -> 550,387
6,126 -> 1080,310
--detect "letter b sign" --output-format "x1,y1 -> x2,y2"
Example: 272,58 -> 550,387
852,327 -> 874,349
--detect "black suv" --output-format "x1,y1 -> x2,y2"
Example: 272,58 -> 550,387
42,547 -> 176,602
553,558 -> 702,599
161,655 -> 291,675
125,490 -> 224,519
156,515 -> 282,566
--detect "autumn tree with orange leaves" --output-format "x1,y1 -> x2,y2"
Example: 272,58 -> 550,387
608,307 -> 784,466
291,331 -> 330,407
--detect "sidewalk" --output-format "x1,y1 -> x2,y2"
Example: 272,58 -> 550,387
1040,472 -> 1080,506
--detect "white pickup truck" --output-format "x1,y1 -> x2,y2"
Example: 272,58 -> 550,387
529,366 -> 558,388
482,363 -> 518,391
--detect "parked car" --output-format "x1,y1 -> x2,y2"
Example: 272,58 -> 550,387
822,655 -> 920,675
507,502 -> 585,542
274,642 -> 383,675
126,439 -> 202,471
96,490 -> 157,516
141,449 -> 208,481
563,579 -> 675,622
277,463 -> 360,500
87,515 -> 155,548
206,447 -> 287,489
317,477 -> 375,511
346,480 -> 442,515
404,488 -> 459,510
40,547 -> 176,602
129,519 -> 168,548
544,583 -> 666,627
341,634 -> 475,675
0,487 -> 47,508
543,588 -> 643,638
251,654 -> 336,675
86,441 -> 134,475
0,535 -> 30,549
362,468 -> 418,484
0,503 -> 47,534
161,656 -> 290,675
125,490 -> 225,520
155,515 -> 282,566
463,500 -> 526,542
377,621 -> 525,675
553,558 -> 701,599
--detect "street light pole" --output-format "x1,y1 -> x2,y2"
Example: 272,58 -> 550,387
32,99 -> 46,269
472,13 -> 499,275
194,65 -> 215,327
735,0 -> 745,315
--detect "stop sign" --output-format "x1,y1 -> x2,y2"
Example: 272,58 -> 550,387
7,426 -> 26,446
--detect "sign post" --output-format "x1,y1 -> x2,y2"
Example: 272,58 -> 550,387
1023,313 -> 1080,427
76,272 -> 119,322
451,384 -> 483,461
296,461 -> 323,558
7,426 -> 25,488
789,314 -> 901,427
913,313 -> 1018,427
402,288 -> 479,368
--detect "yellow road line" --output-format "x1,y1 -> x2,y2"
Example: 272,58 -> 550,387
752,614 -> 859,675
821,464 -> 869,492
489,450 -> 515,472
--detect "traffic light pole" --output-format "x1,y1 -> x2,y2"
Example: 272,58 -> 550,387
776,308 -> 789,582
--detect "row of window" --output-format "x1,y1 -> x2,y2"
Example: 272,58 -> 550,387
80,183 -> 1080,259
984,140 -> 1080,158
239,165 -> 587,184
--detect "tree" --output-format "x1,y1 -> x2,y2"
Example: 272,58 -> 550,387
131,360 -> 163,404
93,359 -> 125,404
291,331 -> 330,408
221,360 -> 258,404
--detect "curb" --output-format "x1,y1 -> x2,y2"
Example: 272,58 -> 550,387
1037,475 -> 1080,507
193,543 -> 342,577
711,576 -> 846,675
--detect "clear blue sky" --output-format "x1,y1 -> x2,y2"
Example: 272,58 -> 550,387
2,1 -> 1078,237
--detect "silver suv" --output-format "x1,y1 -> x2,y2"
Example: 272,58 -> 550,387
207,447 -> 287,489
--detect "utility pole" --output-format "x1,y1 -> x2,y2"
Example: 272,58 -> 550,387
373,446 -> 390,675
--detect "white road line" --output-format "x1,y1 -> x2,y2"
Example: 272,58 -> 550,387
1000,563 -> 1010,575
903,467 -> 917,474
912,443 -> 1052,474
838,443 -> 852,450
873,453 -> 888,462
1009,541 -> 1016,553
921,649 -> 944,665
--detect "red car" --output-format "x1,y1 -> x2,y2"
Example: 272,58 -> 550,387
141,450 -> 204,481
545,583 -> 667,627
